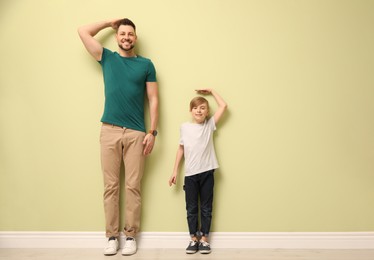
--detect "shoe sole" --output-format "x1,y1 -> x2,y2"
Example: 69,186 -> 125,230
103,252 -> 118,256
186,250 -> 198,254
122,250 -> 137,256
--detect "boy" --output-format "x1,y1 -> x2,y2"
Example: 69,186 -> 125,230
169,89 -> 227,254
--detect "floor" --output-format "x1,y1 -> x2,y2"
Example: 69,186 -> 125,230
1,249 -> 374,260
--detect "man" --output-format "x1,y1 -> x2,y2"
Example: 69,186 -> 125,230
78,18 -> 159,256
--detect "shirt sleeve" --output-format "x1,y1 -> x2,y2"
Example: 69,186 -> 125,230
98,48 -> 112,65
208,117 -> 216,131
146,60 -> 157,82
179,125 -> 184,145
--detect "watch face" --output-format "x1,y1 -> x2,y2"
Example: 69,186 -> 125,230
150,130 -> 158,136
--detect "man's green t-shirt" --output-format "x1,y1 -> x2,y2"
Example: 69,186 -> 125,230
98,48 -> 157,132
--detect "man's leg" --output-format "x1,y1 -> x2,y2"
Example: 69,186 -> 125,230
122,129 -> 146,237
121,129 -> 145,255
100,124 -> 123,255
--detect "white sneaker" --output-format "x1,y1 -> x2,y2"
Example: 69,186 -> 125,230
122,237 -> 137,255
103,237 -> 119,256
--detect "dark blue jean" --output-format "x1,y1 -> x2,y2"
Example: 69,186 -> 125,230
184,170 -> 215,237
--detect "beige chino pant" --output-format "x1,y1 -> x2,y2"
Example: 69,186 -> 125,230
100,123 -> 145,238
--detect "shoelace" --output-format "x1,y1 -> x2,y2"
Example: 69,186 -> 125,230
190,240 -> 198,246
200,241 -> 210,247
124,239 -> 135,248
105,240 -> 117,249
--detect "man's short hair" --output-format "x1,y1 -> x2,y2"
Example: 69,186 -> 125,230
119,18 -> 136,31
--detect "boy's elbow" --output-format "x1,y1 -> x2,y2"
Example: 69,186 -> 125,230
77,27 -> 84,37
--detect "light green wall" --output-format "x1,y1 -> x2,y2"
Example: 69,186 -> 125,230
1,0 -> 373,232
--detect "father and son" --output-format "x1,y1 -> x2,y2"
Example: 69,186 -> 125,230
78,18 -> 228,256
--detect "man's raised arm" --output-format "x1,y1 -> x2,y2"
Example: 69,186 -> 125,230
77,19 -> 120,61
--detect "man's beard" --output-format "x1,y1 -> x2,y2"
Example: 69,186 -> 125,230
118,42 -> 135,52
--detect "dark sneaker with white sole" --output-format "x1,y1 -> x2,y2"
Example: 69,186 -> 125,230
186,240 -> 199,254
199,240 -> 211,254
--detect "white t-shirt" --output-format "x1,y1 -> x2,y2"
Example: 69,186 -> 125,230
180,117 -> 219,176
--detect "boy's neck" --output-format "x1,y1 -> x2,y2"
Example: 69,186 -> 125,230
192,119 -> 206,124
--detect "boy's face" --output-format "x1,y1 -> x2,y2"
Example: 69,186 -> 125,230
191,102 -> 209,124
116,25 -> 137,52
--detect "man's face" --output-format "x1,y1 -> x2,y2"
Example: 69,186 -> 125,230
116,25 -> 137,52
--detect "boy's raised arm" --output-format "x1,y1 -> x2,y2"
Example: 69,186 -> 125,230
196,89 -> 228,124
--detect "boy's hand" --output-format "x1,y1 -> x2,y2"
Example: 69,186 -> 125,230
196,89 -> 212,95
169,175 -> 177,186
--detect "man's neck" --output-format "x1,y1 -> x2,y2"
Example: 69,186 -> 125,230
119,49 -> 137,58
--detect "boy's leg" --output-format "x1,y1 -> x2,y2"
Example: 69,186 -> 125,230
198,170 -> 214,254
184,175 -> 199,237
199,170 -> 215,237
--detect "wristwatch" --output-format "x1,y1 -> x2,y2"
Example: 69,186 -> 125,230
149,130 -> 158,137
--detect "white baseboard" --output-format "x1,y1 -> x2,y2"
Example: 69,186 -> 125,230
1,232 -> 374,249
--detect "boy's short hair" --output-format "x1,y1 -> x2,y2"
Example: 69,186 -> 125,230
118,18 -> 136,31
190,97 -> 209,112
